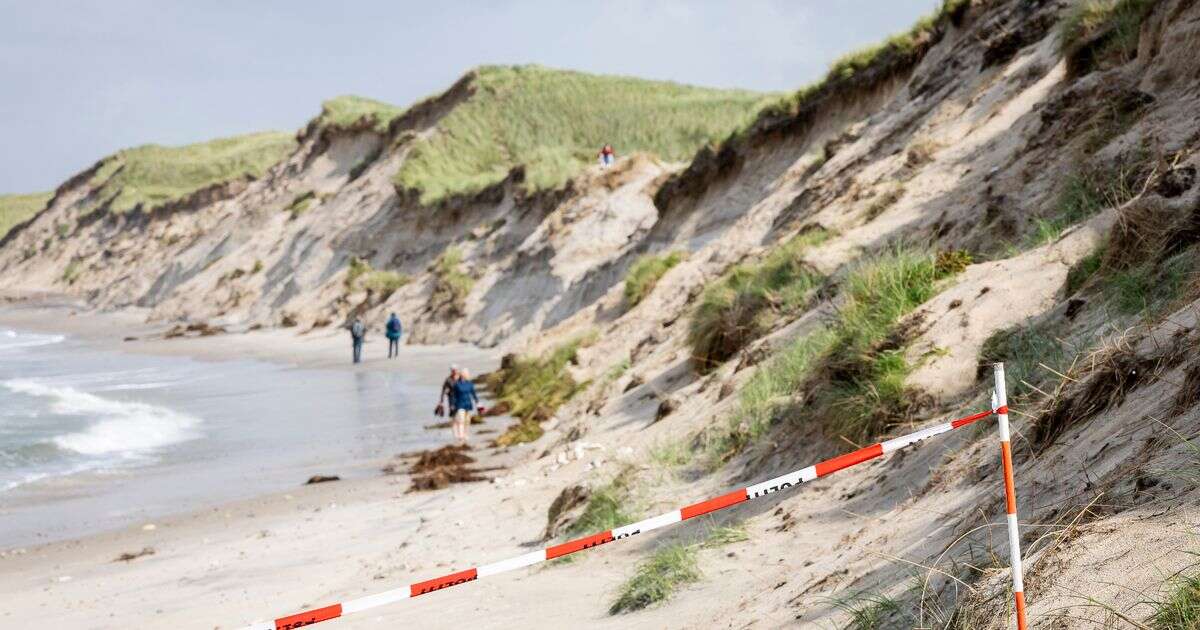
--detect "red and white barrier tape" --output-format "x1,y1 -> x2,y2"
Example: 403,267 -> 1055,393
241,404 -> 1005,630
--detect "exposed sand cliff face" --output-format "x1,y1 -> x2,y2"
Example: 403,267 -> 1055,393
5,0 -> 1200,626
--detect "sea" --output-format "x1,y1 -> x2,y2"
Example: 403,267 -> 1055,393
0,326 -> 472,548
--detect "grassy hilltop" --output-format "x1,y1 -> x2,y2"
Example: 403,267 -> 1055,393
0,192 -> 53,240
393,65 -> 772,204
87,131 -> 297,215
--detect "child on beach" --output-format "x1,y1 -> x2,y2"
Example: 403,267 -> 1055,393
450,368 -> 479,444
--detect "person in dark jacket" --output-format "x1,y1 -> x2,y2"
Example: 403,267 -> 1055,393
435,365 -> 458,418
451,368 -> 480,444
385,313 -> 403,358
349,317 -> 366,364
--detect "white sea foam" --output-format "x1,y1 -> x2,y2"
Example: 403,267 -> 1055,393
0,330 -> 66,351
2,379 -> 201,457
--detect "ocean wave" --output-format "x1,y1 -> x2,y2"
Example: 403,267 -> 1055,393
1,379 -> 201,457
0,330 -> 66,351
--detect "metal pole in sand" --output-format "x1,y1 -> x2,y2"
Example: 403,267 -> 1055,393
994,362 -> 1027,630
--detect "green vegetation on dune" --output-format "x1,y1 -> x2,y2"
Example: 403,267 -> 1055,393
739,0 -> 964,137
705,246 -> 965,465
490,337 -> 592,446
317,95 -> 406,134
1060,0 -> 1157,71
1151,570 -> 1200,629
808,247 -> 957,440
624,251 -> 686,307
565,476 -> 635,538
827,0 -> 965,82
394,65 -> 770,204
609,542 -> 701,614
89,132 -> 296,215
430,246 -> 474,315
688,228 -> 829,373
0,192 -> 52,240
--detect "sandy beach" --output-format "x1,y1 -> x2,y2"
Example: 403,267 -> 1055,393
0,302 -> 817,630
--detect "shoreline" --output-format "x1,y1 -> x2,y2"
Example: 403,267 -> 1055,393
0,301 -> 507,549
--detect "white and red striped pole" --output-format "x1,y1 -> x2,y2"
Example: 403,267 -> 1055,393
993,362 -> 1026,630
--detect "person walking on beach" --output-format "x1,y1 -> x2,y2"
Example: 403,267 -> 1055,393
349,317 -> 365,364
435,365 -> 458,417
451,368 -> 480,444
598,144 -> 615,168
385,312 -> 403,359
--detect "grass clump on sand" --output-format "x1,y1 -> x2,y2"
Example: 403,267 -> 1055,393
702,523 -> 749,547
829,591 -> 906,630
688,229 -> 829,373
705,329 -> 835,465
86,132 -> 295,215
0,192 -> 51,240
1030,160 -> 1145,246
806,246 -> 955,440
1059,0 -> 1157,72
286,191 -> 317,217
705,246 -> 960,464
1066,246 -> 1105,294
980,321 -> 1072,406
491,338 -> 590,446
430,246 -> 474,315
345,256 -> 409,299
1104,251 -> 1193,316
565,478 -> 635,538
624,251 -> 686,307
61,260 -> 82,285
609,542 -> 701,614
317,95 -> 406,133
393,65 -> 770,204
1151,571 -> 1200,629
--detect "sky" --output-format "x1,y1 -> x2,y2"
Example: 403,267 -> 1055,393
0,0 -> 939,194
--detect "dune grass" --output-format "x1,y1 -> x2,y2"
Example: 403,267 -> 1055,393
430,246 -> 474,314
829,591 -> 906,630
1029,159 -> 1145,246
705,328 -> 836,465
747,0 -> 963,132
564,479 -> 635,539
88,132 -> 296,215
624,251 -> 686,307
345,256 -> 409,298
980,321 -> 1071,406
688,229 -> 829,373
1151,570 -> 1200,629
1059,0 -> 1157,68
0,192 -> 51,240
702,523 -> 750,547
491,338 -> 591,446
610,542 -> 701,614
61,260 -> 81,285
317,95 -> 406,133
393,65 -> 770,204
1105,250 -> 1194,316
807,246 -> 953,440
705,246 -> 959,463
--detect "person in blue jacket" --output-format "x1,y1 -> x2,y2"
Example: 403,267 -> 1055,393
451,368 -> 480,444
385,313 -> 403,359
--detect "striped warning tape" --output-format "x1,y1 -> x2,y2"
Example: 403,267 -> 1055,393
241,404 -> 1005,630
